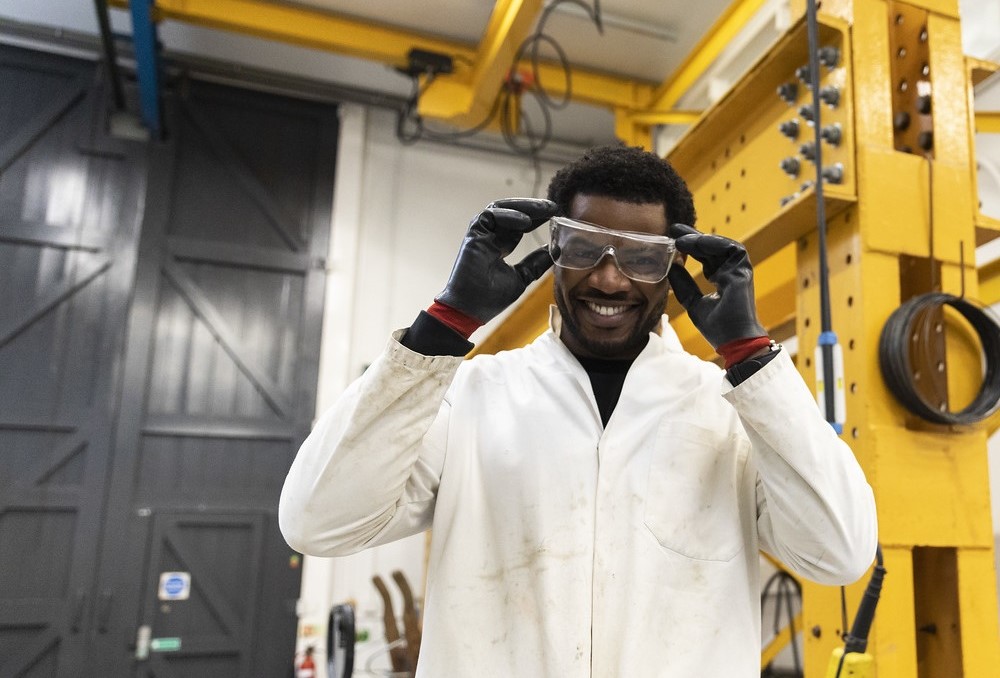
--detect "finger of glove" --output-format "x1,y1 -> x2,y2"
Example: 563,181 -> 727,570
469,208 -> 531,256
666,262 -> 705,311
673,233 -> 744,280
669,222 -> 700,239
487,198 -> 559,227
512,246 -> 554,287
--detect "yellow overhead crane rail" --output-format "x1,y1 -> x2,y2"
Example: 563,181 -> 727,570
107,0 -> 813,136
108,1 -> 998,145
107,0 -> 655,120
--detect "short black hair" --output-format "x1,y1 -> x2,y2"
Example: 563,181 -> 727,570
546,144 -> 696,230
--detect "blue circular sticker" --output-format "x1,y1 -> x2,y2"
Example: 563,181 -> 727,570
164,575 -> 185,596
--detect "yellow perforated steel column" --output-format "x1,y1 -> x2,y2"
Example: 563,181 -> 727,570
791,1 -> 1000,676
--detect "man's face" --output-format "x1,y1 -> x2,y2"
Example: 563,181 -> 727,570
554,194 -> 672,360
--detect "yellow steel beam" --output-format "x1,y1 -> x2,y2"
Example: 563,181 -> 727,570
417,0 -> 544,125
648,0 -> 770,112
614,108 -> 654,150
627,110 -> 703,126
108,0 -> 655,113
109,0 -> 468,70
977,112 -> 1000,133
980,257 -> 1000,307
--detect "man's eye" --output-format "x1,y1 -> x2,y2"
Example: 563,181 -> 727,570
563,238 -> 602,257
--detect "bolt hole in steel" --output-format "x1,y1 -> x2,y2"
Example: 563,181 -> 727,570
895,13 -> 904,24
805,317 -> 811,328
899,79 -> 908,92
898,47 -> 907,58
849,339 -> 855,350
852,427 -> 859,439
850,382 -> 858,394
847,296 -> 854,307
803,277 -> 811,288
806,357 -> 812,367
846,253 -> 853,264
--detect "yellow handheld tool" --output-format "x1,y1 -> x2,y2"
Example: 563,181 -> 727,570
828,545 -> 886,678
825,647 -> 875,678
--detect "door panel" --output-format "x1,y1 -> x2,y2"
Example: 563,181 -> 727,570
137,512 -> 264,678
0,47 -> 145,678
93,81 -> 336,677
1,47 -> 334,677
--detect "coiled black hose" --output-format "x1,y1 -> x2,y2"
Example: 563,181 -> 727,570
878,292 -> 1000,425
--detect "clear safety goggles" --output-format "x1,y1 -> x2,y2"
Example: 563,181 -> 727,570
549,216 -> 677,283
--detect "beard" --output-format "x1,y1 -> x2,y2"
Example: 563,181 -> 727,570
554,283 -> 667,359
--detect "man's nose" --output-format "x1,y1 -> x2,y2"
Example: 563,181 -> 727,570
587,253 -> 631,293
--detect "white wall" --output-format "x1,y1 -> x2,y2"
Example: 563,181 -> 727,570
299,104 -> 562,675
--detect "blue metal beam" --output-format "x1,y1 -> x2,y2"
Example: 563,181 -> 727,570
129,0 -> 162,138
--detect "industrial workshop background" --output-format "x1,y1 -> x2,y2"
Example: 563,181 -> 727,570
1,0 -> 999,677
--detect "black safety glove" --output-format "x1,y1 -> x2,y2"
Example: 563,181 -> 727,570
666,223 -> 766,349
435,198 -> 558,324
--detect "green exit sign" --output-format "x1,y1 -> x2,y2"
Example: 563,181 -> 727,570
150,637 -> 182,652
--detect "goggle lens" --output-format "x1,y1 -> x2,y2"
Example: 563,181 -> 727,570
549,216 -> 676,283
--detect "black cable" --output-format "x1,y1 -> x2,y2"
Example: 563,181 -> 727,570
840,586 -> 848,641
878,292 -> 1000,425
396,71 -> 507,145
395,0 -> 603,158
833,545 -> 886,678
805,0 -> 839,427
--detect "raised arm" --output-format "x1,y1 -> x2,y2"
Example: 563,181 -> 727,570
667,223 -> 877,582
279,198 -> 558,556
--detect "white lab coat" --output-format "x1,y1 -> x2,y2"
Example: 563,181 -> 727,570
279,315 -> 877,678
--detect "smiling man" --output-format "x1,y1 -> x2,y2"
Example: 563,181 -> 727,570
279,145 -> 878,678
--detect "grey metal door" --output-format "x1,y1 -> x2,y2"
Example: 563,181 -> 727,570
91,81 -> 336,677
135,511 -> 266,678
0,47 -> 146,678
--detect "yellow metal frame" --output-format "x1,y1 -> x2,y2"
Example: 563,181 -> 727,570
483,6 -> 1000,677
416,0 -> 544,126
978,111 -> 1000,133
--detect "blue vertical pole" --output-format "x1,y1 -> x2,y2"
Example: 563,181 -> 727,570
129,0 -> 162,139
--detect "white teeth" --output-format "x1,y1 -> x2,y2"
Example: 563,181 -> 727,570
586,302 -> 626,316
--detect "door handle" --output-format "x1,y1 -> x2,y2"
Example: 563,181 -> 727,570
70,589 -> 87,632
135,624 -> 152,661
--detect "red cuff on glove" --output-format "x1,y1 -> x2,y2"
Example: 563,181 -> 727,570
426,301 -> 482,340
717,336 -> 772,369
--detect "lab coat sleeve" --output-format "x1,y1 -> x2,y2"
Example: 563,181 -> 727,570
278,329 -> 462,556
722,350 -> 878,585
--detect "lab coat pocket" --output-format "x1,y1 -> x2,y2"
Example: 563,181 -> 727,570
643,421 -> 749,562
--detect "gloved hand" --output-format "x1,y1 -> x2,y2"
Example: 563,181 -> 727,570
435,198 -> 559,324
666,223 -> 766,350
